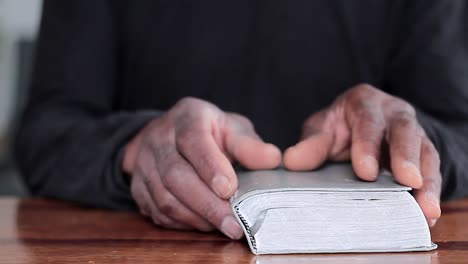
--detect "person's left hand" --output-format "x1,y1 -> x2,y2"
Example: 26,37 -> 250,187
283,84 -> 441,227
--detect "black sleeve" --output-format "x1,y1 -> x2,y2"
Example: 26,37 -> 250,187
385,0 -> 468,200
14,0 -> 160,210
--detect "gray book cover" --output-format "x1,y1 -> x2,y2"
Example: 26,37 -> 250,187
232,163 -> 410,204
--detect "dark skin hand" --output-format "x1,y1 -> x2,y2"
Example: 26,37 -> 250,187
124,84 -> 442,239
123,97 -> 282,239
284,84 -> 441,227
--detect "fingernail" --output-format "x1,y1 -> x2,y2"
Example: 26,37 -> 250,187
402,161 -> 423,187
221,216 -> 243,240
359,155 -> 378,179
284,146 -> 295,155
212,175 -> 232,198
429,218 -> 437,227
425,192 -> 440,210
266,143 -> 281,155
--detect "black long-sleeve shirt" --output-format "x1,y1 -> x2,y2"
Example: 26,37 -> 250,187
15,0 -> 468,210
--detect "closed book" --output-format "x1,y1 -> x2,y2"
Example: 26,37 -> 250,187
231,163 -> 437,255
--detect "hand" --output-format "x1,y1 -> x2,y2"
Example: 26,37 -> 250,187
123,97 -> 281,239
283,84 -> 442,227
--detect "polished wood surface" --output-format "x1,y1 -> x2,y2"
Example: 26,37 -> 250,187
0,197 -> 467,264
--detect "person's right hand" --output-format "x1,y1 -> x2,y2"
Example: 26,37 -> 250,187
123,97 -> 281,239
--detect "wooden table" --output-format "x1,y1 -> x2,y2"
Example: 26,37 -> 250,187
0,197 -> 467,264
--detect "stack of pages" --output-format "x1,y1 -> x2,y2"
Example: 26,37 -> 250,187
231,164 -> 437,255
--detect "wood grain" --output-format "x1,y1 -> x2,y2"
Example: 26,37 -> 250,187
0,197 -> 467,264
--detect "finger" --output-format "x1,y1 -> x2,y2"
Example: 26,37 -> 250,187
226,135 -> 281,170
151,199 -> 193,230
131,172 -> 192,230
142,146 -> 215,231
388,112 -> 424,188
330,148 -> 350,161
413,137 -> 442,225
176,126 -> 237,199
283,132 -> 334,171
283,110 -> 334,171
130,174 -> 152,217
224,115 -> 281,169
349,109 -> 385,181
157,149 -> 243,240
150,176 -> 214,232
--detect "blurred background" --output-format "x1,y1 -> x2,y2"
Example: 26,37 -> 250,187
0,0 -> 42,196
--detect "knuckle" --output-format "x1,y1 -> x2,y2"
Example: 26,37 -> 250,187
354,137 -> 380,152
392,99 -> 416,116
349,83 -> 380,99
185,216 -> 214,232
150,216 -> 162,227
197,152 -> 218,173
348,94 -> 371,111
176,97 -> 203,108
142,116 -> 173,145
175,128 -> 197,149
354,102 -> 371,115
385,97 -> 416,118
303,110 -> 327,131
392,142 -> 418,157
153,143 -> 174,164
176,137 -> 216,171
391,111 -> 419,132
228,113 -> 255,130
133,191 -> 151,216
198,202 -> 221,222
404,104 -> 416,116
423,173 -> 442,191
174,97 -> 220,116
178,152 -> 217,179
415,126 -> 425,137
131,188 -> 150,215
394,114 -> 413,128
153,215 -> 172,227
347,98 -> 381,122
360,112 -> 385,129
157,194 -> 177,216
194,220 -> 215,232
173,113 -> 196,133
422,137 -> 437,151
423,139 -> 441,166
140,135 -> 156,148
160,166 -> 182,190
353,114 -> 385,142
141,172 -> 156,191
353,83 -> 377,93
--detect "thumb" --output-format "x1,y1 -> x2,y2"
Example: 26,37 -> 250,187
224,115 -> 281,170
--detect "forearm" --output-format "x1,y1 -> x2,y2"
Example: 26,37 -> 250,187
14,108 -> 160,210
